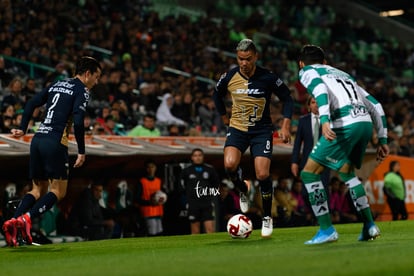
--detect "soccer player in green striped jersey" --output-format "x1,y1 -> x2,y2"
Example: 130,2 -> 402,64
298,45 -> 389,245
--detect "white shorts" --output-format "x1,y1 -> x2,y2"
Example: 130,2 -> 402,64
145,217 -> 163,235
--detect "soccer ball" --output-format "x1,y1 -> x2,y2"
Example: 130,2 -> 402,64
227,214 -> 253,239
152,190 -> 167,205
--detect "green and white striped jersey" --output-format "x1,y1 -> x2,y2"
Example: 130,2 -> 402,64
299,64 -> 387,145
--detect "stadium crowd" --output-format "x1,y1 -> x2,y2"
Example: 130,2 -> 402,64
0,0 -> 413,241
0,0 -> 413,156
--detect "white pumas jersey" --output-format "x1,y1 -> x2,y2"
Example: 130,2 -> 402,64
299,64 -> 387,141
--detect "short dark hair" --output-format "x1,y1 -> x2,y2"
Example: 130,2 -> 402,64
236,39 -> 257,53
144,111 -> 156,120
104,114 -> 115,122
306,95 -> 315,106
145,158 -> 156,167
299,45 -> 325,65
75,56 -> 101,75
191,148 -> 204,155
389,160 -> 399,171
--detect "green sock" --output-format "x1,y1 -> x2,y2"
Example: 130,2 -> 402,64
301,171 -> 332,230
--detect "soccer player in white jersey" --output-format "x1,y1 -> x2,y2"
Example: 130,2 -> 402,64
298,45 -> 389,245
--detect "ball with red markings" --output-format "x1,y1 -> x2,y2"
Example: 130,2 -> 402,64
227,214 -> 253,239
151,190 -> 167,205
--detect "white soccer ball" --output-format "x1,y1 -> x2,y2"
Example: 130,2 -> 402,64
152,190 -> 167,205
227,214 -> 253,239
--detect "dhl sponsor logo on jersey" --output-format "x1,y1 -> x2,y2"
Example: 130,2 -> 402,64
234,88 -> 264,95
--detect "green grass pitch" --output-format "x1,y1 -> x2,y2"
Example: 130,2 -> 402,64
1,220 -> 413,275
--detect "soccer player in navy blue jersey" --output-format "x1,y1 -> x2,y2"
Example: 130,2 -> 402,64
213,39 -> 293,238
2,56 -> 102,246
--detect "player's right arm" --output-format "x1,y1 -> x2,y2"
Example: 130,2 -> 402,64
11,86 -> 49,136
73,154 -> 85,168
213,72 -> 230,125
299,67 -> 336,141
299,67 -> 330,125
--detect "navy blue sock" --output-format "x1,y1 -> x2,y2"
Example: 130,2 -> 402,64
13,194 -> 36,218
29,192 -> 58,219
260,177 -> 273,217
226,167 -> 247,193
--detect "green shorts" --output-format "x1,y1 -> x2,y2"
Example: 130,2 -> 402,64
309,122 -> 373,171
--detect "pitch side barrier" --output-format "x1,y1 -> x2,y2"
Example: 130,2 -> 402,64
1,134 -> 410,221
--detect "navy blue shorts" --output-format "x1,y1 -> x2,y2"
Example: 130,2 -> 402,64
29,135 -> 69,180
225,127 -> 273,159
188,203 -> 215,222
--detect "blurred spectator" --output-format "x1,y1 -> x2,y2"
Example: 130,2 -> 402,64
67,182 -> 115,240
113,180 -> 140,238
156,93 -> 187,127
198,95 -> 220,135
1,103 -> 15,133
407,134 -> 414,157
2,77 -> 25,111
2,182 -> 31,222
137,159 -> 165,236
182,92 -> 197,122
101,115 -> 116,135
21,77 -> 37,102
39,204 -> 61,238
329,177 -> 358,224
90,73 -> 111,106
273,176 -> 297,227
112,99 -> 134,130
91,122 -> 106,135
137,82 -> 160,114
84,113 -> 94,135
272,117 -> 285,139
95,106 -> 111,127
114,81 -> 134,110
43,62 -> 68,87
166,124 -> 180,136
11,109 -> 23,130
128,112 -> 161,137
0,56 -> 13,92
229,24 -> 247,42
383,161 -> 408,220
397,135 -> 410,157
171,92 -> 194,126
289,178 -> 313,226
94,107 -> 125,136
106,69 -> 122,102
291,96 -> 328,182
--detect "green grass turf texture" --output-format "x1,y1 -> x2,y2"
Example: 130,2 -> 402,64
1,220 -> 413,275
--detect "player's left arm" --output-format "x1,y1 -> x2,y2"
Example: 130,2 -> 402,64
299,68 -> 336,141
72,90 -> 88,167
12,86 -> 49,137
